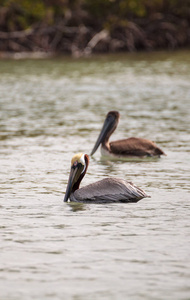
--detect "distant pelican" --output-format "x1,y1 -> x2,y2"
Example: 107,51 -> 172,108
91,111 -> 166,158
64,153 -> 150,203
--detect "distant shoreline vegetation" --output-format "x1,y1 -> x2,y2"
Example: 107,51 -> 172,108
0,0 -> 190,57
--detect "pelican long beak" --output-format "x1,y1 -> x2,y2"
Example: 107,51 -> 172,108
64,167 -> 78,202
91,116 -> 115,156
64,162 -> 84,202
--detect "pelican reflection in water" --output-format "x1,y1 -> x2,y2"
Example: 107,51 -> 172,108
64,153 -> 150,204
91,111 -> 166,158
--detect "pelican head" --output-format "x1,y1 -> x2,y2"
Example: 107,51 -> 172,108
64,153 -> 89,202
91,111 -> 120,156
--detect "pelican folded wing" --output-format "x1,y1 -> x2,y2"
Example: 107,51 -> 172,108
71,177 -> 150,203
110,137 -> 165,157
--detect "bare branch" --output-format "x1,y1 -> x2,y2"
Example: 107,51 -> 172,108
0,28 -> 34,39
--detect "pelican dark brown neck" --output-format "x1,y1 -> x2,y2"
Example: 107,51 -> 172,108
72,154 -> 89,192
91,111 -> 120,156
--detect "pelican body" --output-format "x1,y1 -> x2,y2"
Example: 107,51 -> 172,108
64,153 -> 150,204
91,111 -> 166,158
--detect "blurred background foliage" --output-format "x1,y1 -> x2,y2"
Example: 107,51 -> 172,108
1,0 -> 190,31
0,0 -> 189,54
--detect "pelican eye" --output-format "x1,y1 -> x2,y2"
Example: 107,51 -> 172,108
108,114 -> 115,122
72,161 -> 85,173
73,161 -> 78,167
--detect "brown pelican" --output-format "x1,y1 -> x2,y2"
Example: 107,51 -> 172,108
64,153 -> 150,203
91,111 -> 166,158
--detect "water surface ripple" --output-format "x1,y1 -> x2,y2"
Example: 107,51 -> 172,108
0,51 -> 190,300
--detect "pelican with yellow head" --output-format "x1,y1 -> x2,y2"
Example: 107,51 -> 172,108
64,153 -> 150,203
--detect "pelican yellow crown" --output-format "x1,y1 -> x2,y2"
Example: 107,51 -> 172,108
71,153 -> 86,166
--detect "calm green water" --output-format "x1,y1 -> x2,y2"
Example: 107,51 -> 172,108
0,51 -> 190,300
